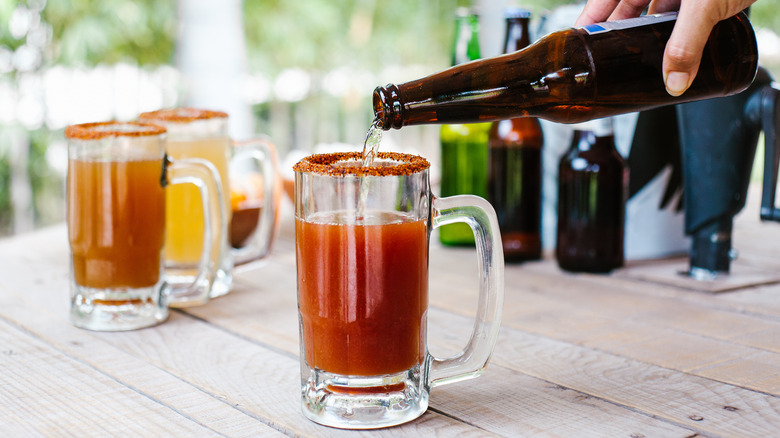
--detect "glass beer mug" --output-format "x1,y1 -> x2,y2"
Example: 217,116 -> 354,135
66,122 -> 224,331
294,151 -> 504,429
138,108 -> 281,305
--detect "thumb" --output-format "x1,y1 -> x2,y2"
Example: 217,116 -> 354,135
662,6 -> 719,96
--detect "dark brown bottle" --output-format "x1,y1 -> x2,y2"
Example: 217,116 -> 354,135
488,8 -> 543,262
556,118 -> 627,272
373,12 -> 758,129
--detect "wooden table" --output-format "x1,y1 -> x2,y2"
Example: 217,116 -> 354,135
2,191 -> 780,437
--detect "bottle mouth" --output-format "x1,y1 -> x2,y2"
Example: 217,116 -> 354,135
372,85 -> 402,130
293,152 -> 430,177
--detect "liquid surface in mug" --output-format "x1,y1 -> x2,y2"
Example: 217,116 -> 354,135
68,158 -> 165,289
165,137 -> 231,264
296,211 -> 428,376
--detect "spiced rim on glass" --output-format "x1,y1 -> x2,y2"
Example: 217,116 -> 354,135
138,107 -> 228,126
292,150 -> 430,176
65,121 -> 167,140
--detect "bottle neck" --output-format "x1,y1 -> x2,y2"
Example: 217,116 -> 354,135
503,16 -> 530,53
569,117 -> 615,152
453,12 -> 481,65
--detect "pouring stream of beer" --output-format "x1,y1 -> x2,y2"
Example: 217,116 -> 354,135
357,118 -> 384,221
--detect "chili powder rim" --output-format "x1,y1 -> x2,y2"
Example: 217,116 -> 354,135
138,107 -> 229,124
293,151 -> 430,177
65,121 -> 166,140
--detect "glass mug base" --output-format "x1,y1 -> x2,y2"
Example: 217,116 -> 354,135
301,366 -> 429,429
70,283 -> 167,331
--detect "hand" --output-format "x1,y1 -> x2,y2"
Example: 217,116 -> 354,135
575,0 -> 757,96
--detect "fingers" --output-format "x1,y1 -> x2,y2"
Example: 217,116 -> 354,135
647,0 -> 680,15
661,2 -> 720,95
608,0 -> 652,21
575,0 -> 620,26
575,0 -> 757,96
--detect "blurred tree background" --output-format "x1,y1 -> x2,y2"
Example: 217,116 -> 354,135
0,0 -> 778,237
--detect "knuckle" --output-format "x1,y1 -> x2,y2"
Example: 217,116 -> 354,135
664,43 -> 698,68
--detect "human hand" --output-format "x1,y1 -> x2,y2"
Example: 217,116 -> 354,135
575,0 -> 757,96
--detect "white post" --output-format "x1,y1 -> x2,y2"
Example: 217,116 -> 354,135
177,0 -> 253,139
477,0 -> 504,58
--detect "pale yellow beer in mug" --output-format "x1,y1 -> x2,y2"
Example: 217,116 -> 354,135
139,108 -> 281,305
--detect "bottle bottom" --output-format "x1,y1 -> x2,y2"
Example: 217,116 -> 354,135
501,232 -> 541,263
556,256 -> 623,273
556,230 -> 624,273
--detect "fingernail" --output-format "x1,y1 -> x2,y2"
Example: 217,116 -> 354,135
665,71 -> 691,97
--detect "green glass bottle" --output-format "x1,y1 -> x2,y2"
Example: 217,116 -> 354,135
439,8 -> 491,246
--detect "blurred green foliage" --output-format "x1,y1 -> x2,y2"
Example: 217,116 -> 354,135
241,0 -> 580,76
1,0 -> 777,81
41,0 -> 177,66
3,0 -> 776,82
243,0 -> 451,76
752,0 -> 780,30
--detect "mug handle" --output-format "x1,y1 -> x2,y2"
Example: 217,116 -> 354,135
164,156 -> 225,306
231,138 -> 282,266
428,194 -> 504,387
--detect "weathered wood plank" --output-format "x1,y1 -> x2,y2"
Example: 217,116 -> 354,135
85,313 -> 501,438
0,319 -> 228,437
428,308 -> 780,438
423,255 -> 780,396
0,288 -> 286,437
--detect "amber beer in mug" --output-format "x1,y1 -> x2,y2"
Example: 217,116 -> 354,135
69,157 -> 165,290
297,213 -> 427,376
66,122 -> 224,331
138,109 -> 281,304
294,152 -> 504,429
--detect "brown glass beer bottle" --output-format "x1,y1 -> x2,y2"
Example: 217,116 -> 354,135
488,8 -> 544,262
373,12 -> 758,129
556,118 -> 627,273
